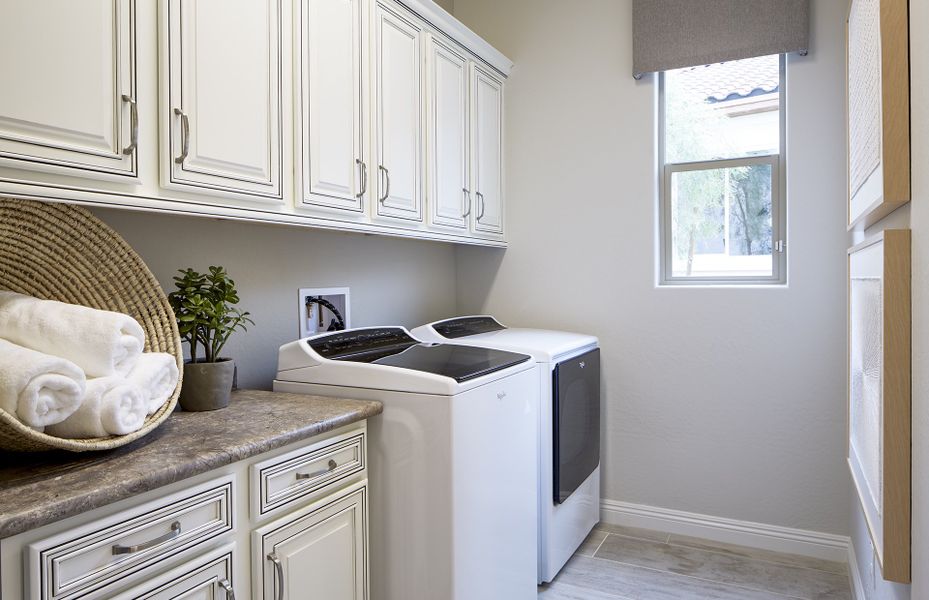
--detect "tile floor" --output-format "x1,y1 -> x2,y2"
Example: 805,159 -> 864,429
538,524 -> 852,600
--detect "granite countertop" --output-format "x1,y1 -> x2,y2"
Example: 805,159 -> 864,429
0,390 -> 382,539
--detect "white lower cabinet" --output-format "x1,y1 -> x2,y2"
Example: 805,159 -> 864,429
112,545 -> 236,600
254,481 -> 368,600
0,422 -> 368,600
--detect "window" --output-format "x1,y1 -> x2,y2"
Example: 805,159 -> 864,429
659,54 -> 786,285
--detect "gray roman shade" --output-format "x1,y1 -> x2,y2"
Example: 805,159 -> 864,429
633,0 -> 810,78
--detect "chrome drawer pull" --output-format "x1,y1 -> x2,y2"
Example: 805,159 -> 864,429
378,165 -> 390,203
268,553 -> 284,600
173,108 -> 190,164
218,578 -> 236,599
356,159 -> 367,199
476,191 -> 486,221
111,521 -> 181,555
121,94 -> 138,155
462,188 -> 472,218
295,458 -> 338,480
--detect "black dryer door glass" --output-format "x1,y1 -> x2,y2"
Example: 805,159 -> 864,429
553,348 -> 601,504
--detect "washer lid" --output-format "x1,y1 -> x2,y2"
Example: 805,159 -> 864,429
308,327 -> 530,383
413,317 -> 598,363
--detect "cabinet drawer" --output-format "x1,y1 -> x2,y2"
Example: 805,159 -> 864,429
252,430 -> 366,519
112,544 -> 236,600
29,476 -> 234,600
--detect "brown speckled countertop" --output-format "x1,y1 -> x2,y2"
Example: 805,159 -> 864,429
0,389 -> 382,539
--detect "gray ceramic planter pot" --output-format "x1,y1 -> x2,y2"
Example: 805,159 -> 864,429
179,358 -> 235,411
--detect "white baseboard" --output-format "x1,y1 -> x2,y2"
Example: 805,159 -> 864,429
848,542 -> 867,600
600,498 -> 850,563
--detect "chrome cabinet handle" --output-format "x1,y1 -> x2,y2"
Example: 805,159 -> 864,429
356,159 -> 367,199
268,553 -> 284,600
121,94 -> 138,155
378,165 -> 390,203
476,191 -> 485,221
462,188 -> 472,218
218,578 -> 236,600
295,458 -> 337,480
173,108 -> 190,164
111,521 -> 181,555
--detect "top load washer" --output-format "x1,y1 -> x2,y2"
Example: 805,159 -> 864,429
411,315 -> 600,583
274,327 -> 540,600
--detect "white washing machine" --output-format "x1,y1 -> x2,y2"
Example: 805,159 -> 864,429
274,327 -> 540,600
412,316 -> 600,583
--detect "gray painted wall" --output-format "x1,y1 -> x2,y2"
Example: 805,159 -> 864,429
433,0 -> 453,14
452,0 -> 851,535
92,208 -> 459,390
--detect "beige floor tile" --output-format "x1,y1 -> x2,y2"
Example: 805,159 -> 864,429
554,554 -> 798,600
594,534 -> 850,600
577,529 -> 609,556
667,534 -> 847,575
594,522 -> 672,543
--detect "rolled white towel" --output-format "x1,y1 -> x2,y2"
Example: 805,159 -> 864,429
127,353 -> 179,415
0,291 -> 145,377
45,377 -> 147,439
0,338 -> 86,429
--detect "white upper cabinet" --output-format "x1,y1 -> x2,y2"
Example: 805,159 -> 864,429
374,2 -> 425,222
0,0 -> 138,179
471,64 -> 504,236
427,35 -> 470,231
163,0 -> 283,201
298,0 -> 367,215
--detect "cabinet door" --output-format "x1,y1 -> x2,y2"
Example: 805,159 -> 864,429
374,3 -> 424,222
471,64 -> 504,236
255,483 -> 368,600
298,0 -> 366,214
164,0 -> 283,201
0,0 -> 137,178
427,36 -> 469,231
114,547 -> 236,600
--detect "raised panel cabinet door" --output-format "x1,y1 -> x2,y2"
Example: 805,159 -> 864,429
113,548 -> 237,600
471,64 -> 504,236
374,3 -> 424,222
0,0 -> 137,179
427,36 -> 469,230
165,0 -> 283,201
298,0 -> 366,214
256,483 -> 368,600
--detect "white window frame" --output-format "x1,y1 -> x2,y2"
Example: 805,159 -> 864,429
659,55 -> 787,286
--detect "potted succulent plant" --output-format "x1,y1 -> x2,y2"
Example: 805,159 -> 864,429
168,266 -> 253,411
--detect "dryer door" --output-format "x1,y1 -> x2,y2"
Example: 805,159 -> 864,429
552,348 -> 601,504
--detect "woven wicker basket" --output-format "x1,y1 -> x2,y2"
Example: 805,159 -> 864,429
0,199 -> 183,452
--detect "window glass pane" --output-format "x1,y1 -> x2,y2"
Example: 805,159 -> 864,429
665,55 -> 780,164
669,163 -> 774,279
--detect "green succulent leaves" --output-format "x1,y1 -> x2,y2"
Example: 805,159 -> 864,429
167,266 -> 254,363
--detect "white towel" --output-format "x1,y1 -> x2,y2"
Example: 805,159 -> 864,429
0,338 -> 86,429
46,377 -> 147,439
0,291 -> 145,377
127,353 -> 179,415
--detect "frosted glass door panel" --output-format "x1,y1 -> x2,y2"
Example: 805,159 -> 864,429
848,238 -> 885,555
